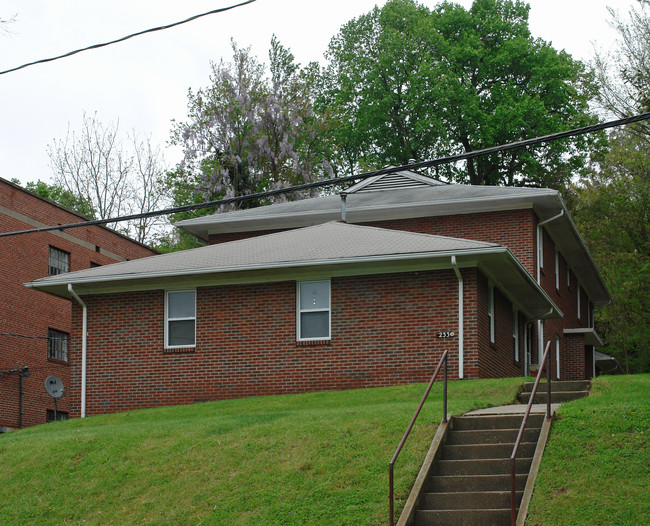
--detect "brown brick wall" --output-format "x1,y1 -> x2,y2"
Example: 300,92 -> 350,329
0,179 -> 156,429
68,268 -> 523,417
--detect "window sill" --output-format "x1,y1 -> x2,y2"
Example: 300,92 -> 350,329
163,347 -> 196,355
47,358 -> 69,366
296,339 -> 331,347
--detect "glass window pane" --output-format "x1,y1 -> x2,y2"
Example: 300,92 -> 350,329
168,291 -> 195,319
300,312 -> 329,339
299,282 -> 329,310
168,319 -> 195,346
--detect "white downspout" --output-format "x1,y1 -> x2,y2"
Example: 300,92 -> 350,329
68,284 -> 87,418
536,210 -> 564,362
451,256 -> 464,379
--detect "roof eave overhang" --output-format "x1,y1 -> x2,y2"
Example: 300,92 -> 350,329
26,246 -> 560,319
177,192 -> 553,240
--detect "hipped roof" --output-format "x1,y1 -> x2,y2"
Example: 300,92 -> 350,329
26,221 -> 560,320
176,175 -> 610,306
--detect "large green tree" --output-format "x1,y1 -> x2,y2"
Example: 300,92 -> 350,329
571,0 -> 650,373
571,130 -> 649,373
322,0 -> 600,186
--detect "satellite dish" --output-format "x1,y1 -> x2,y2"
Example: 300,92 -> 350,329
45,376 -> 65,399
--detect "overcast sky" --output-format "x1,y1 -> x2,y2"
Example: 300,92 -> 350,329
0,0 -> 637,187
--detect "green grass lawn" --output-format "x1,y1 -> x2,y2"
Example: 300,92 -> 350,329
1,375 -> 647,525
526,374 -> 650,526
0,377 -> 522,525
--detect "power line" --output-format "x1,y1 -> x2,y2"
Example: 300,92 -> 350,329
1,111 -> 649,239
0,0 -> 257,76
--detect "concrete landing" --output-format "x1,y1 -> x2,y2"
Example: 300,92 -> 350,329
467,403 -> 560,416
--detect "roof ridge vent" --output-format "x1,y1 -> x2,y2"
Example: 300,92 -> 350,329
347,169 -> 446,193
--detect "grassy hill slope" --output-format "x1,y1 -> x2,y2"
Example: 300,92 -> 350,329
526,374 -> 649,525
0,377 -> 522,525
1,375 -> 647,525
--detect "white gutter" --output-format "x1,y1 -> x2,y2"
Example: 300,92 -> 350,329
68,284 -> 87,418
536,209 -> 564,283
536,210 -> 564,363
28,247 -> 510,290
451,256 -> 464,379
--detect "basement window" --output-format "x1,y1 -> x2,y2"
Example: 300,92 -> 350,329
298,280 -> 331,340
165,290 -> 196,348
48,246 -> 69,275
48,329 -> 69,362
46,410 -> 69,422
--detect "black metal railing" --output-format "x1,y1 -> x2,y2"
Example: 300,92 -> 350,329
510,340 -> 552,525
388,350 -> 448,526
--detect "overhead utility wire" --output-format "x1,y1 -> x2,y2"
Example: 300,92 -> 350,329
1,111 -> 649,239
0,0 -> 257,76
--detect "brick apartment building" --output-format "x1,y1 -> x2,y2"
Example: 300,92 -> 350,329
0,177 -> 156,430
27,171 -> 610,418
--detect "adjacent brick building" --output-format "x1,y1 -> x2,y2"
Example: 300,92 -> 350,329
0,177 -> 156,430
28,171 -> 610,418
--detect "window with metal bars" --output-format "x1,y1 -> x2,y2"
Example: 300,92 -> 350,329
48,329 -> 69,361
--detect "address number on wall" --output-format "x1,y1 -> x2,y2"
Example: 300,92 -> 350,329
436,331 -> 456,338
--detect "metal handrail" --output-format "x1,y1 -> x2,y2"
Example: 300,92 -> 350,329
510,340 -> 552,526
388,350 -> 448,526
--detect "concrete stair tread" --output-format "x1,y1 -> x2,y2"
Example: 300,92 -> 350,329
446,428 -> 541,445
414,508 -> 511,526
428,473 -> 528,492
421,494 -> 522,511
435,457 -> 533,475
441,442 -> 536,460
522,380 -> 590,392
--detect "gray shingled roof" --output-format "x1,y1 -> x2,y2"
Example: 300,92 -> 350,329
28,221 -> 497,285
25,221 -> 560,319
176,183 -> 557,235
173,173 -> 610,306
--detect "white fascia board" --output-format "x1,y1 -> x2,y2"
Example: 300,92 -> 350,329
542,198 -> 611,306
564,328 -> 604,347
478,249 -> 563,320
186,192 -> 555,236
26,247 -> 507,299
26,247 -> 505,288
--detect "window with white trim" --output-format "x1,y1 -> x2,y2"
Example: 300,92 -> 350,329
49,246 -> 69,275
165,290 -> 196,347
298,280 -> 330,340
513,310 -> 519,362
488,284 -> 495,343
48,329 -> 69,361
555,250 -> 560,290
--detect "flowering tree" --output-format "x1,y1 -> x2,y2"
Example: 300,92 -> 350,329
170,38 -> 332,212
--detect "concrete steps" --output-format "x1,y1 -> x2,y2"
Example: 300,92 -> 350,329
398,379 -> 591,526
519,380 -> 591,404
410,414 -> 544,526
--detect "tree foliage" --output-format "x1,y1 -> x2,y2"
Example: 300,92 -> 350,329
322,0 -> 600,187
170,39 -> 333,214
595,0 -> 650,120
22,179 -> 96,218
570,1 -> 650,373
571,130 -> 650,373
48,112 -> 169,245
